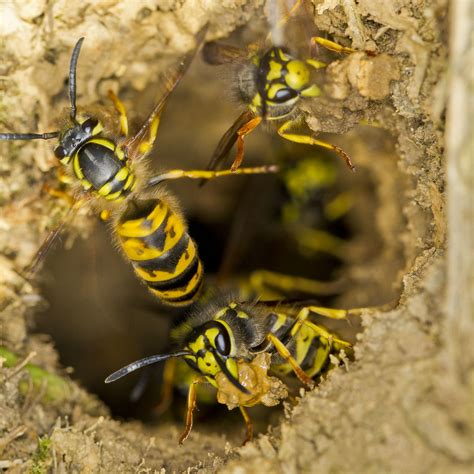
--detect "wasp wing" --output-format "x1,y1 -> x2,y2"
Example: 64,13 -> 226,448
23,196 -> 86,279
202,41 -> 250,65
124,26 -> 208,162
199,109 -> 255,186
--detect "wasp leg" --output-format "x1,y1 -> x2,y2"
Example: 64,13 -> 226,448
226,116 -> 263,171
239,406 -> 254,445
277,120 -> 355,171
108,90 -> 129,137
179,376 -> 206,444
148,164 -> 278,186
41,166 -> 76,206
203,110 -> 255,184
288,305 -> 393,342
230,116 -> 263,171
295,227 -> 346,258
154,358 -> 177,416
43,183 -> 76,207
267,333 -> 314,388
312,36 -> 358,55
246,270 -> 345,299
312,36 -> 376,57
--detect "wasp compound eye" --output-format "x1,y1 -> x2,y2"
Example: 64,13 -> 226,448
215,330 -> 231,356
273,87 -> 298,103
81,118 -> 99,134
54,145 -> 67,159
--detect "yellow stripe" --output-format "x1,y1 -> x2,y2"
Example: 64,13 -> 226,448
277,48 -> 290,61
271,313 -> 288,332
122,214 -> 188,264
293,324 -> 313,366
116,145 -> 125,161
60,156 -> 71,164
98,182 -> 112,197
115,167 -> 129,182
81,179 -> 92,190
149,261 -> 202,299
133,239 -> 197,280
138,116 -> 161,155
88,137 -> 116,151
121,238 -> 164,261
306,341 -> 331,378
123,173 -> 135,190
116,201 -> 167,238
72,153 -> 84,179
104,190 -> 123,201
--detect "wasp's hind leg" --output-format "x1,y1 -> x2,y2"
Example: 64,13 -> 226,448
277,120 -> 355,171
108,90 -> 129,137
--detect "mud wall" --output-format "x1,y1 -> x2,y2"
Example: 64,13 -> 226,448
1,0 -> 472,473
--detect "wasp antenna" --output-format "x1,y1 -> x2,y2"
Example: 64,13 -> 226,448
0,131 -> 60,141
104,351 -> 191,383
69,37 -> 85,122
210,348 -> 250,395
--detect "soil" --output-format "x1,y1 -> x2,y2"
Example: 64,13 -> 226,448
1,0 -> 472,473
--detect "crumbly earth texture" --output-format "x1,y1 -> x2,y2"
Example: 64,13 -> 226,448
1,0 -> 473,473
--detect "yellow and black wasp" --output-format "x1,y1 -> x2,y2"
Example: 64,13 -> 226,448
105,297 -> 370,443
1,32 -> 276,306
201,0 -> 372,175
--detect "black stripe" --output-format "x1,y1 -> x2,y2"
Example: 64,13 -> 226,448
163,279 -> 203,304
140,209 -> 171,253
268,313 -> 293,340
146,255 -> 200,291
134,233 -> 191,274
300,337 -> 322,372
104,170 -> 129,195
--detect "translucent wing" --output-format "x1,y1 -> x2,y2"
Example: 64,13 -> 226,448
200,109 -> 255,183
124,26 -> 208,161
202,41 -> 250,66
23,196 -> 86,278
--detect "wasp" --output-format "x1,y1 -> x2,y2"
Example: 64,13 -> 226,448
105,298 -> 370,443
201,0 -> 373,175
0,32 -> 276,306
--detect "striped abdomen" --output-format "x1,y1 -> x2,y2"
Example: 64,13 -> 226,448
267,312 -> 347,379
116,199 -> 203,305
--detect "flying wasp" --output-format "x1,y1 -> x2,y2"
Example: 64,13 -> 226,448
1,32 -> 276,306
105,298 -> 374,443
201,0 -> 374,175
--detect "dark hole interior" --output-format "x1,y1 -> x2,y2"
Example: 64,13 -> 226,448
33,50 -> 402,437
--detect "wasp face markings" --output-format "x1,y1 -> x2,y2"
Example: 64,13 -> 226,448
247,47 -> 319,121
105,299 -> 355,443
